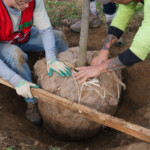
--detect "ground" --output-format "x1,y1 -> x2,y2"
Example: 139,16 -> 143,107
0,8 -> 150,150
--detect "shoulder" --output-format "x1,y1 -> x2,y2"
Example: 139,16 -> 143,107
34,0 -> 45,9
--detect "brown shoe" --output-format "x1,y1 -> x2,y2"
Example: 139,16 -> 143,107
70,11 -> 101,33
26,103 -> 42,125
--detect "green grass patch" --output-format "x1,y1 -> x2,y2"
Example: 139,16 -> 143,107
45,1 -> 144,28
48,145 -> 61,150
5,146 -> 15,150
45,0 -> 81,27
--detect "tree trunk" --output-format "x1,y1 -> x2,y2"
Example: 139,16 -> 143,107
77,0 -> 90,67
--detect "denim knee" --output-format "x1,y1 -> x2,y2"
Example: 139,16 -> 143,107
9,47 -> 28,72
0,44 -> 27,72
53,30 -> 68,54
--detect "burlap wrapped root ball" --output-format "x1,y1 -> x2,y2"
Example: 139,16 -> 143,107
34,47 -> 125,141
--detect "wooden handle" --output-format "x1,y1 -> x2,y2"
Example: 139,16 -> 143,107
0,78 -> 150,143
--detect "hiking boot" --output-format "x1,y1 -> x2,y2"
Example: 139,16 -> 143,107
70,11 -> 101,33
26,102 -> 42,125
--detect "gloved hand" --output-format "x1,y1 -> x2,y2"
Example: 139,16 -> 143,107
47,59 -> 71,77
15,80 -> 39,99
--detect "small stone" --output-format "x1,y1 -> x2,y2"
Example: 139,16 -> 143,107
0,106 -> 2,110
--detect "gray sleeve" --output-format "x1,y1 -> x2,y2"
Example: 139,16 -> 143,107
39,26 -> 57,61
0,59 -> 23,86
33,0 -> 51,30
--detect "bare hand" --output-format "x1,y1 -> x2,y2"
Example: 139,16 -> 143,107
91,50 -> 109,66
75,65 -> 104,84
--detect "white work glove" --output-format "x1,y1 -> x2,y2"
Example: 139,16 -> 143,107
47,59 -> 71,77
15,80 -> 39,99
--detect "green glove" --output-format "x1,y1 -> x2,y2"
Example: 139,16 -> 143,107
47,59 -> 71,77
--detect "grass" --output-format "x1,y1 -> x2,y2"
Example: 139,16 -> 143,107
48,146 -> 61,150
48,144 -> 69,150
6,146 -> 15,150
44,0 -> 106,29
45,0 -> 144,30
45,0 -> 81,27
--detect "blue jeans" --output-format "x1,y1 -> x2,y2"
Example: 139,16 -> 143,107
0,27 -> 68,103
90,0 -> 117,15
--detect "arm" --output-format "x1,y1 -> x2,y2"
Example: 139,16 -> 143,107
39,27 -> 56,61
91,34 -> 119,66
129,0 -> 150,60
0,58 -> 39,99
104,1 -> 138,49
75,51 -> 141,84
33,0 -> 56,60
91,1 -> 138,66
33,0 -> 71,77
75,56 -> 125,84
0,58 -> 23,86
111,1 -> 137,32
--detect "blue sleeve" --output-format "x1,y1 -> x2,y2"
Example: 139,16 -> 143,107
39,27 -> 57,61
0,59 -> 23,86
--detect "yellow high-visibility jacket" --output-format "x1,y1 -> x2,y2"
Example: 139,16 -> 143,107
111,0 -> 150,60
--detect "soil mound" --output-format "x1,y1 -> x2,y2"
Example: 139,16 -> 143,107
110,142 -> 150,150
34,47 -> 124,141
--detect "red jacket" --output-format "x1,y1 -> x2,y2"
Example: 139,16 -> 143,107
0,0 -> 35,44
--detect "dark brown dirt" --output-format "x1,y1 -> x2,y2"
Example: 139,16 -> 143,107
0,18 -> 150,150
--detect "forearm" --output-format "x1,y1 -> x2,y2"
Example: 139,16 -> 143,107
102,49 -> 142,73
102,34 -> 118,51
105,2 -> 137,45
39,26 -> 56,61
111,2 -> 137,32
101,2 -> 138,58
129,0 -> 150,60
92,33 -> 118,66
98,56 -> 126,74
0,59 -> 23,86
106,57 -> 126,72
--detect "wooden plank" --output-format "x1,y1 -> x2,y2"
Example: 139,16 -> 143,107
0,78 -> 150,143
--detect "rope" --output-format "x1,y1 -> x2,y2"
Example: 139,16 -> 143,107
112,71 -> 126,99
72,71 -> 80,102
57,70 -> 126,104
57,77 -> 67,91
71,71 -> 109,104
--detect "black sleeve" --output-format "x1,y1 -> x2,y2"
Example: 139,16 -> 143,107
118,49 -> 142,66
108,26 -> 123,39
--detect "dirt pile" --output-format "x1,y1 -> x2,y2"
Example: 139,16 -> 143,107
110,142 -> 150,150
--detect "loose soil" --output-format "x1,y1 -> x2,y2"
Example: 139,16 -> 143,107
0,17 -> 150,150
